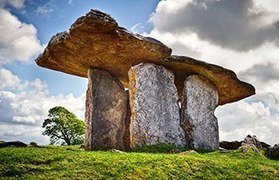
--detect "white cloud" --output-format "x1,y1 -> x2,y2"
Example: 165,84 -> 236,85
68,0 -> 74,5
0,68 -> 21,90
0,69 -> 85,144
0,0 -> 25,9
0,124 -> 49,145
254,0 -> 279,16
150,0 -> 279,51
35,1 -> 55,16
217,97 -> 279,145
0,8 -> 43,65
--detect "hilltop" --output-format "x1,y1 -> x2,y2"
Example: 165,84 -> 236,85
0,145 -> 278,179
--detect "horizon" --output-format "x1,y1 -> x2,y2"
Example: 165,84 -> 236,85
0,0 -> 278,145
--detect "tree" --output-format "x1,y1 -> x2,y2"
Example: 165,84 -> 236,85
42,106 -> 85,145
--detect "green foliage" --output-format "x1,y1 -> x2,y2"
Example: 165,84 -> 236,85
0,146 -> 278,179
42,106 -> 85,145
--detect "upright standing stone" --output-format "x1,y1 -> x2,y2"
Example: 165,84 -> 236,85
128,63 -> 185,148
181,75 -> 219,150
85,68 -> 128,150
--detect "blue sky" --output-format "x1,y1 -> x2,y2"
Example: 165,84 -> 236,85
0,0 -> 279,145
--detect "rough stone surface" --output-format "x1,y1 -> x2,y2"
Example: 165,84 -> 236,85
128,63 -> 185,148
181,75 -> 219,150
85,68 -> 128,150
240,144 -> 260,154
36,10 -> 255,106
242,135 -> 262,149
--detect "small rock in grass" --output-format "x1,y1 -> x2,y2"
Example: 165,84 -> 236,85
242,135 -> 262,149
172,148 -> 183,153
179,150 -> 198,155
111,149 -> 126,153
219,147 -> 232,153
240,144 -> 259,154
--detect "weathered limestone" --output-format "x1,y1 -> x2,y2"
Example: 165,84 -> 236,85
181,75 -> 219,150
128,63 -> 185,147
85,68 -> 127,150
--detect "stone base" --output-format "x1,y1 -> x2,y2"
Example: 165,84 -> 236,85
84,68 -> 128,150
128,63 -> 185,148
181,75 -> 219,150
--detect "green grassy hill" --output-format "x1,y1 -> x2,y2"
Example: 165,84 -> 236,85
0,145 -> 278,179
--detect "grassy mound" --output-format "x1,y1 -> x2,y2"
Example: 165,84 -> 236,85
0,145 -> 278,179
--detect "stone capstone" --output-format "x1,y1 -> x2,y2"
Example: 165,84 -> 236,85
84,68 -> 128,150
128,63 -> 185,147
36,9 -> 255,106
181,75 -> 219,150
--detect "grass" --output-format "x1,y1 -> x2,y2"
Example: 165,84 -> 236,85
0,145 -> 278,179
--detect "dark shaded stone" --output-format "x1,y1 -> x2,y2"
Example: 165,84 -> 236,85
29,142 -> 38,147
219,141 -> 242,150
123,90 -> 131,151
267,144 -> 279,160
220,136 -> 270,151
260,141 -> 271,150
84,68 -> 128,150
0,141 -> 27,148
181,75 -> 219,150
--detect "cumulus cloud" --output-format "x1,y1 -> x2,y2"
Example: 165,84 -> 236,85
0,68 -> 85,144
150,0 -> 279,51
217,97 -> 279,145
0,7 -> 43,65
239,63 -> 279,85
0,68 -> 21,90
0,124 -> 49,144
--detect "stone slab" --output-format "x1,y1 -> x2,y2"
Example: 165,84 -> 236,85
129,63 -> 185,147
181,75 -> 219,150
84,68 -> 128,150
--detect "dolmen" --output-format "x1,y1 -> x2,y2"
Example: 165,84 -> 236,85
36,10 -> 255,151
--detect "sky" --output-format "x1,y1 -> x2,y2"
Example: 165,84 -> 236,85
0,0 -> 278,145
